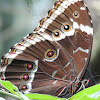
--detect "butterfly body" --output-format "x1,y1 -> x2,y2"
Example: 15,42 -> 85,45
0,0 -> 93,97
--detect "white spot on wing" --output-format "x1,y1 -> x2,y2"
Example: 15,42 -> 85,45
41,18 -> 53,29
65,28 -> 75,36
63,1 -> 71,6
5,48 -> 23,59
57,5 -> 65,12
62,75 -> 67,80
14,44 -> 26,50
53,80 -> 58,84
24,42 -> 31,47
80,24 -> 93,35
67,0 -> 81,4
25,39 -> 36,45
74,47 -> 89,54
70,18 -> 74,22
73,22 -> 80,29
50,13 -> 58,20
64,62 -> 70,68
80,7 -> 86,10
36,35 -> 45,41
40,32 -> 53,41
67,0 -> 75,4
9,49 -> 23,54
52,70 -> 57,77
38,28 -> 45,32
6,54 -> 17,58
60,3 -> 69,8
34,36 -> 41,42
46,18 -> 53,23
91,20 -> 93,23
42,21 -> 50,29
84,58 -> 87,61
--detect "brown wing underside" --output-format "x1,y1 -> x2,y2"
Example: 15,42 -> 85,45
0,0 -> 93,96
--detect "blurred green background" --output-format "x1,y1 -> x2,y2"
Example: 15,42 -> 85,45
0,0 -> 100,82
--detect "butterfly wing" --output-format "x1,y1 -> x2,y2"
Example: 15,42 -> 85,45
35,0 -> 93,81
0,0 -> 93,97
0,33 -> 69,95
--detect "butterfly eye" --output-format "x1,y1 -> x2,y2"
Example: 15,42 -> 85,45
25,62 -> 38,72
53,30 -> 61,38
44,49 -> 59,62
73,11 -> 80,18
62,23 -> 71,32
21,74 -> 30,81
20,85 -> 28,91
45,49 -> 56,59
26,63 -> 34,70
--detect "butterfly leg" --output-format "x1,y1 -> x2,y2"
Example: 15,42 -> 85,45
70,79 -> 90,94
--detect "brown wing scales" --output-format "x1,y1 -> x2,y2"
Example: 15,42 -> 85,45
0,0 -> 93,97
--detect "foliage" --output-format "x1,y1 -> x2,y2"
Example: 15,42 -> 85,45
0,80 -> 67,100
69,84 -> 100,100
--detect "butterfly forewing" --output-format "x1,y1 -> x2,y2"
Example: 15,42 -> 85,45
0,0 -> 93,97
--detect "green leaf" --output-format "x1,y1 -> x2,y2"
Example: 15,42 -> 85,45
25,93 -> 67,100
0,80 -> 67,100
0,90 -> 21,100
0,80 -> 21,97
1,80 -> 100,100
0,80 -> 28,100
69,84 -> 100,100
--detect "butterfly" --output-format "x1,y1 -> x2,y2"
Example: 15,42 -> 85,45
0,0 -> 93,97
